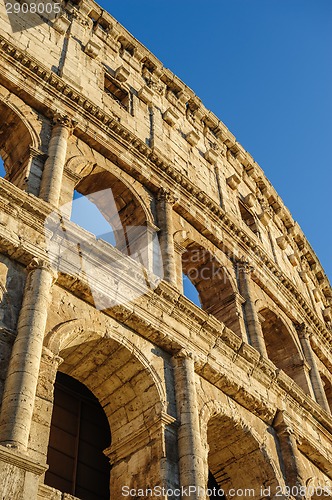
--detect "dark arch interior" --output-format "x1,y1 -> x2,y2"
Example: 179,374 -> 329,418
207,414 -> 279,498
260,308 -> 309,393
45,371 -> 111,500
208,470 -> 227,499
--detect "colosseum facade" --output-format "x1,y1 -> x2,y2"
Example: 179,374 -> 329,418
0,1 -> 331,499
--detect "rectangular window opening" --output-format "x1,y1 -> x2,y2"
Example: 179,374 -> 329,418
104,74 -> 129,111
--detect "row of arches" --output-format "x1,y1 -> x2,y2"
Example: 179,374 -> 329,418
38,322 -> 331,500
46,371 -> 279,499
39,324 -> 281,500
0,99 -> 331,499
1,118 -> 332,413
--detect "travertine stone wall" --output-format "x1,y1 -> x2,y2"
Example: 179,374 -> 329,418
0,1 -> 331,499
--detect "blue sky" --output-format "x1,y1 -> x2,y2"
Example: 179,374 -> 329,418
99,0 -> 332,283
0,1 -> 330,291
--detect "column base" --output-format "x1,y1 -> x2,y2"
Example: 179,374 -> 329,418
0,444 -> 47,500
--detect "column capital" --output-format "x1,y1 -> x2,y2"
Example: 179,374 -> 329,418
273,410 -> 295,436
157,187 -> 178,205
41,346 -> 63,366
295,322 -> 312,340
173,348 -> 195,360
52,113 -> 77,133
173,349 -> 206,369
235,258 -> 255,275
26,257 -> 57,282
174,241 -> 187,255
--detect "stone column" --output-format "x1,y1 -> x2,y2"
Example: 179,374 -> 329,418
39,114 -> 75,207
28,347 -> 63,463
296,323 -> 330,413
172,350 -> 206,499
236,261 -> 267,357
0,258 -> 55,450
156,188 -> 177,287
274,411 -> 306,499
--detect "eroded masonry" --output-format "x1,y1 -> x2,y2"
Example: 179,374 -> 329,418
0,1 -> 331,499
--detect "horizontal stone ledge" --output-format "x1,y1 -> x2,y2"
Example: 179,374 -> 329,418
0,444 -> 47,475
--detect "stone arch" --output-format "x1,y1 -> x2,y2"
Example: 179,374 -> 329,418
255,298 -> 300,343
42,319 -> 169,498
65,155 -> 154,225
62,156 -> 157,270
0,97 -> 40,190
259,307 -> 311,394
200,400 -> 284,498
181,239 -> 243,336
44,318 -> 166,407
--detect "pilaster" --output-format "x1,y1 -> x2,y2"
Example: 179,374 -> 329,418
172,349 -> 207,499
28,347 -> 63,464
274,411 -> 306,500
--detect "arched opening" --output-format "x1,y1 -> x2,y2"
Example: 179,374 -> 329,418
259,308 -> 311,394
45,371 -> 111,500
43,324 -> 171,498
0,101 -> 34,189
320,373 -> 332,413
206,412 -> 280,498
71,190 -> 116,246
182,243 -> 243,336
70,167 -> 154,270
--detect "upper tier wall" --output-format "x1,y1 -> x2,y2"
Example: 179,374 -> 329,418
0,0 -> 330,320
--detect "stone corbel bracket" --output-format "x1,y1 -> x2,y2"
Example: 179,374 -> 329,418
226,173 -> 241,190
84,38 -> 101,59
52,14 -> 70,35
163,107 -> 180,127
185,130 -> 200,147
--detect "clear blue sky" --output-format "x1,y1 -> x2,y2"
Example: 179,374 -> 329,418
1,1 -> 331,287
99,0 -> 332,283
